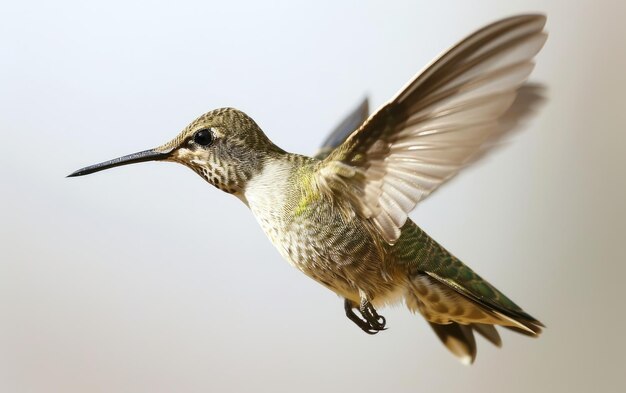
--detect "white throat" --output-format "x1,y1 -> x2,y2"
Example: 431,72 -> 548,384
239,159 -> 295,212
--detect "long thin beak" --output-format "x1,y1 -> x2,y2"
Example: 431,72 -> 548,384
67,148 -> 171,177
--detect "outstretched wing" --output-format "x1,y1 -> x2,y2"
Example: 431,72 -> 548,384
317,14 -> 547,244
314,98 -> 369,160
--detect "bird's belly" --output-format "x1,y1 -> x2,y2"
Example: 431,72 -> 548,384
371,285 -> 406,308
249,202 -> 403,302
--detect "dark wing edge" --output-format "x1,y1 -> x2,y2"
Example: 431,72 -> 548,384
314,97 -> 369,160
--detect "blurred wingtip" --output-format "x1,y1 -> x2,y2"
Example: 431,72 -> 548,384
500,82 -> 547,128
314,96 -> 371,160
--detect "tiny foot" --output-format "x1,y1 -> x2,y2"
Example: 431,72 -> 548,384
344,299 -> 387,334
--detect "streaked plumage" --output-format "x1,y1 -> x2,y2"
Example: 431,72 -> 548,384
69,14 -> 547,363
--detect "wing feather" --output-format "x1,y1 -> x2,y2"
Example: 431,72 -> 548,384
315,98 -> 369,160
317,15 -> 547,243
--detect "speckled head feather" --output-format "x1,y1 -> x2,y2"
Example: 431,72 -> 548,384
157,108 -> 285,194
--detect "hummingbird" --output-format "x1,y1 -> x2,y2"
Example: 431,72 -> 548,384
69,14 -> 547,364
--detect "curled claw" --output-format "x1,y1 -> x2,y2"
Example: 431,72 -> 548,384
374,314 -> 387,329
344,298 -> 387,334
361,300 -> 387,330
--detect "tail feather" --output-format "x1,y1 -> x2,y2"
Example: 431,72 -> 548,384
424,271 -> 543,335
406,272 -> 542,363
503,324 -> 544,336
429,322 -> 477,365
492,309 -> 544,335
397,221 -> 543,362
429,322 -> 507,364
471,323 -> 502,347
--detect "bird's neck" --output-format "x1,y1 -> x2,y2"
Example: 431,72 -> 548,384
238,153 -> 315,214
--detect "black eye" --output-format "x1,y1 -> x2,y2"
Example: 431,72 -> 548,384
193,129 -> 214,146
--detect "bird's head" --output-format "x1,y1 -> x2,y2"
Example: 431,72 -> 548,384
68,108 -> 283,195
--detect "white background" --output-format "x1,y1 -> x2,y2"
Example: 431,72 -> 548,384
1,1 -> 625,392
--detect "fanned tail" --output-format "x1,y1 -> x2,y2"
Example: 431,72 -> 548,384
405,271 -> 542,363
